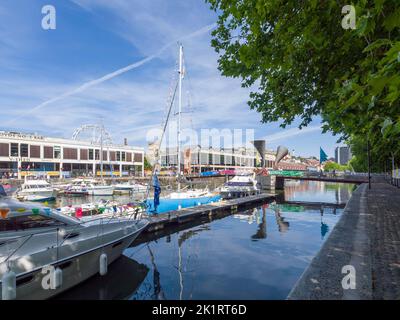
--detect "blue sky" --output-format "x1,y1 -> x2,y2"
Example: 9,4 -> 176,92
0,0 -> 343,158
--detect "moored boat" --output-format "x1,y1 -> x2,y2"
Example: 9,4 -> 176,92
219,174 -> 260,199
113,181 -> 147,194
15,177 -> 57,202
0,197 -> 148,300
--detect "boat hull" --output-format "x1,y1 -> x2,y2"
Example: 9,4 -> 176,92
220,190 -> 259,200
17,190 -> 57,202
0,222 -> 147,300
146,195 -> 221,214
88,187 -> 114,196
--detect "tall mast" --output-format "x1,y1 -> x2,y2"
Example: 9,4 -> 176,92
177,44 -> 183,192
100,124 -> 104,181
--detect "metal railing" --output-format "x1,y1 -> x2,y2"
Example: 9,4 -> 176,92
0,207 -> 146,269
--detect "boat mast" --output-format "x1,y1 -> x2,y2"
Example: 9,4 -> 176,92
177,44 -> 183,192
100,124 -> 104,181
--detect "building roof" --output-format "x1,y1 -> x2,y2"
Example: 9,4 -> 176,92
0,131 -> 144,152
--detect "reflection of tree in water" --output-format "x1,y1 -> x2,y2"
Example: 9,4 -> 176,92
251,206 -> 267,240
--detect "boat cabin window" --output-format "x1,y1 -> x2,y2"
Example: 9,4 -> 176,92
0,214 -> 66,231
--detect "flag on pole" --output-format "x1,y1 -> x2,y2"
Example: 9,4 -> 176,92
320,147 -> 328,164
152,173 -> 161,211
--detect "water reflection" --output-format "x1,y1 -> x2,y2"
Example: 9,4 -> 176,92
56,181 -> 355,300
55,256 -> 148,300
251,206 -> 267,240
147,244 -> 166,300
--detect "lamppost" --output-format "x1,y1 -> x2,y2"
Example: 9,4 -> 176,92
367,139 -> 371,189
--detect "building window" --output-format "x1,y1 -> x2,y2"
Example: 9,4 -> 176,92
63,148 -> 78,160
20,144 -> 29,157
80,149 -> 88,161
95,149 -> 100,160
134,153 -> 143,162
54,146 -> 61,159
11,143 -> 19,157
102,151 -> 108,161
89,149 -> 94,160
0,143 -> 9,157
30,145 -> 40,158
43,146 -> 53,159
121,152 -> 126,162
116,151 -> 121,162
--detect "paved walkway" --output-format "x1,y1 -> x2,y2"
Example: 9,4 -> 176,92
288,182 -> 400,299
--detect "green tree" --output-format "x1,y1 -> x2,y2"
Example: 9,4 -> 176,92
206,0 -> 400,171
324,161 -> 349,172
144,157 -> 153,171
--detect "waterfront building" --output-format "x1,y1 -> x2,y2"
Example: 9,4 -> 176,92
335,146 -> 352,165
0,131 -> 144,179
147,145 -> 278,174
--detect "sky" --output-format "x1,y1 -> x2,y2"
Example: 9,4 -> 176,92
0,0 -> 344,158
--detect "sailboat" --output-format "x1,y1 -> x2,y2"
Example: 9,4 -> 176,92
88,124 -> 114,196
146,45 -> 219,214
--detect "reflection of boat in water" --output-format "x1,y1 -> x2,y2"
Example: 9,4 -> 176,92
273,207 -> 290,233
147,244 -> 166,300
54,255 -> 149,300
233,208 -> 258,224
251,206 -> 267,240
0,197 -> 148,300
176,226 -> 209,300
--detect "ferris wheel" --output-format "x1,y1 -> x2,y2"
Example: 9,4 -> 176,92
72,124 -> 113,145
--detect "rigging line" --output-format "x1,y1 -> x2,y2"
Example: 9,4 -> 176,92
144,79 -> 180,201
126,242 -> 147,259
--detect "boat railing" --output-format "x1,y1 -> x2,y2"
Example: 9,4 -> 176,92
0,207 -> 145,268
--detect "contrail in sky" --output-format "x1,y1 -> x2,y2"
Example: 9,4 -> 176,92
6,23 -> 217,126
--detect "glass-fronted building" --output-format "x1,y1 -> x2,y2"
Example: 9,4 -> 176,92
0,131 -> 144,179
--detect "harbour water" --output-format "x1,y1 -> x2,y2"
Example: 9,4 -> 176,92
56,180 -> 355,300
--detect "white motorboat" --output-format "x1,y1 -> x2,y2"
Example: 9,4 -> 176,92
64,179 -> 89,196
167,188 -> 214,199
86,180 -> 114,196
0,197 -> 148,300
219,174 -> 260,199
58,199 -> 143,219
16,177 -> 57,202
114,182 -> 147,194
64,179 -> 113,196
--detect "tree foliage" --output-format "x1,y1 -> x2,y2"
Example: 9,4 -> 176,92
324,161 -> 349,172
206,0 -> 400,172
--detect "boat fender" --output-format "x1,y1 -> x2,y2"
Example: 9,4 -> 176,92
197,202 -> 201,206
99,253 -> 108,276
178,205 -> 182,210
2,270 -> 16,300
53,267 -> 63,289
